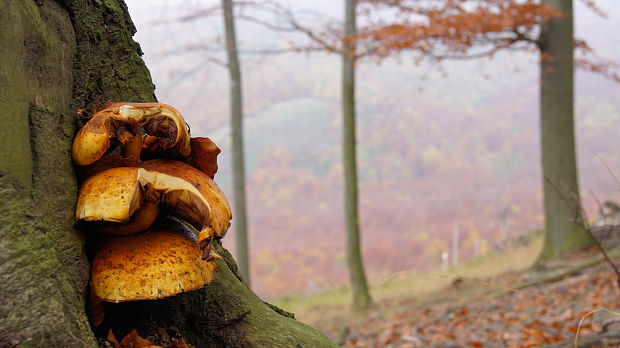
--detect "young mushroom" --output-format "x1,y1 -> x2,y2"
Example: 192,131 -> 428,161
76,160 -> 232,259
72,102 -> 191,166
90,226 -> 217,303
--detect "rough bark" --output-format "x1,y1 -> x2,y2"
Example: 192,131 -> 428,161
342,0 -> 372,312
0,0 -> 337,347
222,0 -> 251,286
539,0 -> 594,260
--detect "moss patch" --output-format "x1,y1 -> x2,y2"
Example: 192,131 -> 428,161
58,0 -> 156,107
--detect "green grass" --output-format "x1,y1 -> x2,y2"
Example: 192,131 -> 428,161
273,232 -> 544,325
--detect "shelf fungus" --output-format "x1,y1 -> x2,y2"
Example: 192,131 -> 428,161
75,102 -> 230,333
90,227 -> 217,302
72,102 -> 191,167
76,160 -> 231,259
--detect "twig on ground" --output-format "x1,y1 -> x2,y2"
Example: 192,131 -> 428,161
544,177 -> 620,294
601,317 -> 620,333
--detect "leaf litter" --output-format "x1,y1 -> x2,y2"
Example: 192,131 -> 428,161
320,254 -> 620,348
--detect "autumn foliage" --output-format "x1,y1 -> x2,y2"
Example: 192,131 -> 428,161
133,0 -> 620,299
316,260 -> 620,347
356,0 -> 620,80
357,0 -> 556,58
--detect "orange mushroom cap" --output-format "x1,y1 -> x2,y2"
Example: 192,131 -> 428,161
136,159 -> 232,240
90,227 -> 217,302
72,102 -> 191,166
75,160 -> 232,258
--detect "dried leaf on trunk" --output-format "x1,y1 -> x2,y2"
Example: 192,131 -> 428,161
189,137 -> 221,179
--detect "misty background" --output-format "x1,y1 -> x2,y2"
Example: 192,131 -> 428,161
124,0 -> 620,298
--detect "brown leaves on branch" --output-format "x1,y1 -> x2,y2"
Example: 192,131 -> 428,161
357,0 -> 557,59
165,0 -> 619,83
579,0 -> 607,18
577,58 -> 620,83
575,39 -> 620,83
354,0 -> 620,82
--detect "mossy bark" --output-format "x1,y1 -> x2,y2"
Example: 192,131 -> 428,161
539,0 -> 594,260
0,1 -> 95,346
342,0 -> 372,312
222,0 -> 251,285
0,0 -> 337,347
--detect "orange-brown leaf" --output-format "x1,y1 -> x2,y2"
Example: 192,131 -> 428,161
107,329 -> 121,348
119,329 -> 159,348
189,137 -> 221,179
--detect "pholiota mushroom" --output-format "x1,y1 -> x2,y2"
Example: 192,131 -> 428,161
136,159 -> 232,240
76,160 -> 231,258
90,226 -> 217,303
72,102 -> 191,166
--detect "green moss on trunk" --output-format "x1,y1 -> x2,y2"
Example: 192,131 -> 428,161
0,1 -> 96,345
539,0 -> 594,260
1,1 -> 337,347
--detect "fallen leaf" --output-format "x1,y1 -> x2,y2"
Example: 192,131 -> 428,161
108,329 -> 163,348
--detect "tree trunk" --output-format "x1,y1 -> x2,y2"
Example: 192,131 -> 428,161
222,0 -> 251,286
342,0 -> 372,312
0,1 -> 337,347
539,0 -> 593,260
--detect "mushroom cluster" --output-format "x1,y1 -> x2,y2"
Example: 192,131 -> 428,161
73,102 -> 231,306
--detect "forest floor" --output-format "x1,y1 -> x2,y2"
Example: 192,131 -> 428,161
275,233 -> 620,347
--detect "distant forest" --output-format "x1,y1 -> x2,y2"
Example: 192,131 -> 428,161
127,0 -> 620,298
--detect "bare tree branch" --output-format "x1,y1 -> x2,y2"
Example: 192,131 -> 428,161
545,176 -> 620,294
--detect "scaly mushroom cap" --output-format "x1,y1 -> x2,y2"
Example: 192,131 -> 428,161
90,227 -> 217,302
76,160 -> 231,259
76,165 -> 212,236
72,102 -> 191,166
136,159 -> 232,239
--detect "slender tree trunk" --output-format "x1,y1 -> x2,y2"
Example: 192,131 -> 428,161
222,0 -> 250,285
0,1 -> 337,346
539,0 -> 593,260
342,0 -> 372,312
